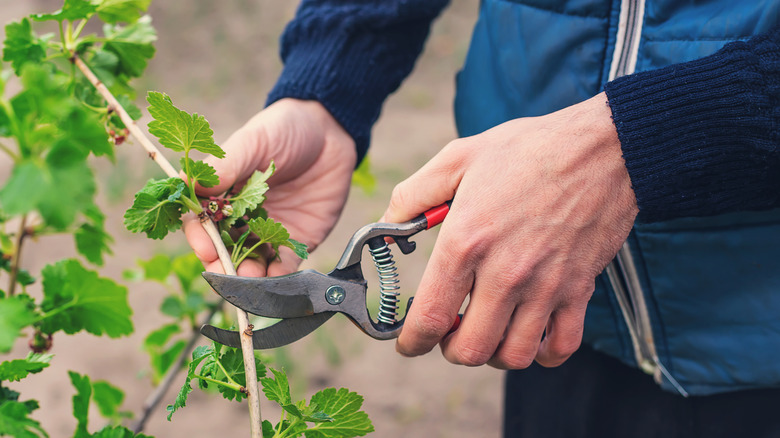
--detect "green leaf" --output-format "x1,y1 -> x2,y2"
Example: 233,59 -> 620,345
75,205 -> 113,266
223,164 -> 273,228
138,254 -> 172,282
91,425 -> 152,438
91,381 -> 125,421
0,400 -> 47,438
69,371 -> 91,438
283,239 -> 309,260
102,16 -> 156,78
0,296 -> 35,353
159,296 -> 183,318
304,388 -> 373,438
213,347 -> 266,402
32,0 -> 97,22
247,217 -> 308,260
2,19 -> 46,75
96,0 -> 151,24
143,323 -> 185,381
143,323 -> 181,350
171,252 -> 203,292
39,259 -> 133,338
0,353 -> 52,382
260,368 -> 303,419
166,345 -> 211,421
0,158 -> 98,231
146,91 -> 224,157
351,157 -> 376,196
180,157 -> 219,188
123,178 -> 186,240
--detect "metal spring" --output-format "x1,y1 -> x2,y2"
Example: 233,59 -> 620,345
369,242 -> 400,324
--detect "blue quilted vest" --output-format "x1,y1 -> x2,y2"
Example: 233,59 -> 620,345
454,0 -> 780,395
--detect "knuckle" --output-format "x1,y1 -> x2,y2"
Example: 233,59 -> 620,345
413,310 -> 453,340
453,344 -> 494,367
495,350 -> 536,369
538,336 -> 581,368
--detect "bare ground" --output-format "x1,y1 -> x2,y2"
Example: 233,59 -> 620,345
1,1 -> 504,437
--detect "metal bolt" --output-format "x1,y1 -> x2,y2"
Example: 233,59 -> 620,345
325,285 -> 346,305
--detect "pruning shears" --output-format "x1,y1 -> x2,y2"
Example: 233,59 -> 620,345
199,201 -> 460,349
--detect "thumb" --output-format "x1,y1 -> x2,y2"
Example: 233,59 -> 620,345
381,140 -> 467,223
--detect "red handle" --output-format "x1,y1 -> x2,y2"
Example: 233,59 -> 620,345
423,201 -> 453,229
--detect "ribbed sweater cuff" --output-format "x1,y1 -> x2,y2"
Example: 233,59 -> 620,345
266,1 -> 447,164
605,29 -> 780,223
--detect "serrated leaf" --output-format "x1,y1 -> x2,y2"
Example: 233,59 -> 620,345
123,177 -> 186,240
103,16 -> 156,78
260,368 -> 303,419
166,345 -> 212,421
262,420 -> 275,438
0,400 -> 47,438
0,353 -> 52,382
247,217 -> 307,260
283,239 -> 309,260
39,259 -> 133,338
304,388 -> 373,438
146,92 -> 224,157
32,0 -> 97,22
2,19 -> 46,75
223,165 -> 273,228
181,157 -> 219,188
96,0 -> 151,24
214,347 -> 266,402
69,371 -> 91,438
0,296 -> 35,353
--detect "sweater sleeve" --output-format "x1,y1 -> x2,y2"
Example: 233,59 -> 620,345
266,0 -> 449,163
604,27 -> 780,223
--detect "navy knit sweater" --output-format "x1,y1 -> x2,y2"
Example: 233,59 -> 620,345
266,1 -> 779,224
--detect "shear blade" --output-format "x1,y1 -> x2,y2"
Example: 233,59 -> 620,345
200,312 -> 335,349
202,270 -> 364,318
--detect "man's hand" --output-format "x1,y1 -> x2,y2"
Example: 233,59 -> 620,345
382,93 -> 638,369
184,98 -> 356,277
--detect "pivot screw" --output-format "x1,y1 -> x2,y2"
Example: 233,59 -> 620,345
325,285 -> 346,305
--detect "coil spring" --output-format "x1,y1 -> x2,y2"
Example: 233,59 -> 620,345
369,242 -> 400,324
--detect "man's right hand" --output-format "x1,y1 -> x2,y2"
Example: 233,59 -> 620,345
183,98 -> 357,277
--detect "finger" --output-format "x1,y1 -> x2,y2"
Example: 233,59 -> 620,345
487,304 -> 551,370
439,273 -> 518,366
381,140 -> 468,223
236,258 -> 267,277
396,228 -> 475,357
183,213 -> 219,267
534,305 -> 586,368
267,246 -> 305,277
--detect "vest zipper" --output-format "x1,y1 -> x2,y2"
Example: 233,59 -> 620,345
606,0 -> 688,397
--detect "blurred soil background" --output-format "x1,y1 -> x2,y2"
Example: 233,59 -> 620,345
0,1 -> 503,437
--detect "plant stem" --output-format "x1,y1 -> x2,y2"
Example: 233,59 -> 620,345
73,54 -> 263,438
7,215 -> 27,297
132,305 -> 220,434
0,142 -> 18,161
71,56 -> 178,178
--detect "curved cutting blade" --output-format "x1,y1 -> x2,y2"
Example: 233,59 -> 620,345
202,270 -> 365,318
200,312 -> 335,349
